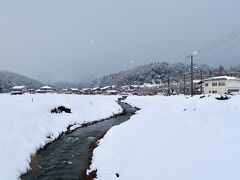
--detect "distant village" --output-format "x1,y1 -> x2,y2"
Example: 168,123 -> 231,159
9,75 -> 240,96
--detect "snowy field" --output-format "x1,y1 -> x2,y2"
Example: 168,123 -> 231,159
89,95 -> 240,180
0,94 -> 122,180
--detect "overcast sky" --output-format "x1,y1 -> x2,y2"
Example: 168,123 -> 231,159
0,0 -> 240,82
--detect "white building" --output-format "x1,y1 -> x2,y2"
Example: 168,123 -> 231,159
204,76 -> 240,94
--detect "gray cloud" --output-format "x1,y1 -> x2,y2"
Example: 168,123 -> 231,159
0,0 -> 240,82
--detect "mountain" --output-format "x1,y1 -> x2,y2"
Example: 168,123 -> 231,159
90,62 -> 212,87
0,70 -> 43,92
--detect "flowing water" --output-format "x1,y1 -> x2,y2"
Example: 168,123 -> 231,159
21,101 -> 137,180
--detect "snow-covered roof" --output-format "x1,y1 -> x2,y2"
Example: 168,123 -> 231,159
101,86 -> 111,90
205,76 -> 239,81
82,88 -> 91,91
193,80 -> 202,83
92,87 -> 100,91
40,86 -> 52,89
131,85 -> 139,88
122,85 -> 129,89
70,88 -> 79,91
107,90 -> 117,92
142,83 -> 159,87
12,86 -> 26,90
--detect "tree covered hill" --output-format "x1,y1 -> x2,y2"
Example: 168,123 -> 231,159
0,70 -> 43,92
90,62 -> 212,87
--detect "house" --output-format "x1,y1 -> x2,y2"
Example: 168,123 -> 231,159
36,86 -> 54,93
61,88 -> 69,94
28,89 -> 36,94
106,90 -> 118,95
101,86 -> 118,95
101,86 -> 112,92
11,86 -> 28,95
61,88 -> 78,94
81,88 -> 92,94
69,88 -> 79,94
91,87 -> 102,94
204,76 -> 240,94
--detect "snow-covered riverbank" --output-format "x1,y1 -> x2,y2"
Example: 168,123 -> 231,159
0,94 -> 122,180
89,95 -> 240,180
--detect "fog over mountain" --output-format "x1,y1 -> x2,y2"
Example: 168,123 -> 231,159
1,0 -> 240,83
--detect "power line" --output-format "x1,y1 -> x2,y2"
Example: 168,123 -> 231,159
201,38 -> 240,63
177,27 -> 240,96
197,27 -> 240,54
180,26 -> 240,65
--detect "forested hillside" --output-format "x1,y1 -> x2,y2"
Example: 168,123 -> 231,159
0,70 -> 43,92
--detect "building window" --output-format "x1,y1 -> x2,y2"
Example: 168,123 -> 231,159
212,90 -> 217,93
205,83 -> 208,87
228,89 -> 239,93
212,82 -> 217,86
209,91 -> 211,93
218,82 -> 225,86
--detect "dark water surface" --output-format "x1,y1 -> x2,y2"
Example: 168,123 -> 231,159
21,102 -> 137,180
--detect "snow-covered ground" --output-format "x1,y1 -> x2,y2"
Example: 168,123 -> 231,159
0,94 -> 122,180
89,95 -> 240,180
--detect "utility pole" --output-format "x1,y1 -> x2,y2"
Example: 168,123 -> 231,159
167,70 -> 170,96
0,80 -> 2,93
183,73 -> 186,95
190,54 -> 194,97
200,68 -> 203,94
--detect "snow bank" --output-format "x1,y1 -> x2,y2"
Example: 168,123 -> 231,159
90,95 -> 240,180
0,94 -> 122,180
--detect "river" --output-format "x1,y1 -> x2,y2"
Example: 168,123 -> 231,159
21,101 -> 137,180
